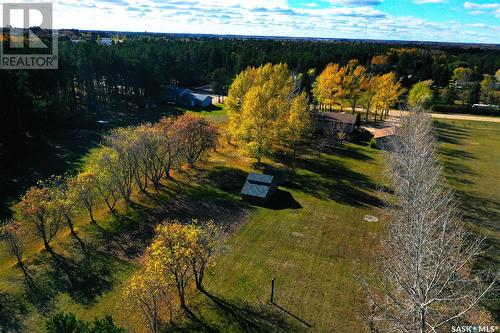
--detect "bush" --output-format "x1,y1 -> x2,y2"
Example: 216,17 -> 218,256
369,138 -> 377,149
46,312 -> 124,333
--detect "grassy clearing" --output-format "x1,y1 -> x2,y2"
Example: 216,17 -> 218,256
0,111 -> 498,332
436,120 -> 500,256
435,120 -> 500,317
199,143 -> 384,332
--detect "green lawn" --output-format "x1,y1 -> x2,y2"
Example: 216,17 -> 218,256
0,114 -> 498,332
436,120 -> 500,254
199,144 -> 384,332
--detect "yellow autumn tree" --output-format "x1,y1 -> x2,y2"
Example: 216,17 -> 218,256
16,185 -> 59,257
408,80 -> 433,108
145,220 -> 220,317
376,72 -> 406,121
226,63 -> 311,162
122,263 -> 179,333
285,92 -> 311,158
312,63 -> 345,110
342,59 -> 367,113
361,74 -> 380,122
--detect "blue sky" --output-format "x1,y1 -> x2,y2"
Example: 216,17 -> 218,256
13,0 -> 500,43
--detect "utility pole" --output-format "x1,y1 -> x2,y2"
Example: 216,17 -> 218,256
270,277 -> 275,304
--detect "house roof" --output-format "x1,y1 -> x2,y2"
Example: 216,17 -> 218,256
247,173 -> 274,185
313,112 -> 357,124
164,86 -> 212,104
241,182 -> 273,199
374,127 -> 396,139
190,93 -> 212,102
241,173 -> 276,199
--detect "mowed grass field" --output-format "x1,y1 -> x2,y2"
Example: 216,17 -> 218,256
199,142 -> 384,332
193,118 -> 500,331
0,112 -> 498,332
435,120 -> 500,278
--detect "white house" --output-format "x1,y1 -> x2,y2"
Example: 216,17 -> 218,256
99,38 -> 113,46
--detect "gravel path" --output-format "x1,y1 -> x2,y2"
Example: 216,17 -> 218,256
388,110 -> 500,123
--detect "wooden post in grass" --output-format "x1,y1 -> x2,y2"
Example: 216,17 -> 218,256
271,277 -> 275,303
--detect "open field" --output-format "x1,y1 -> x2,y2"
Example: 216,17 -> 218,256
0,111 -> 498,332
436,120 -> 500,263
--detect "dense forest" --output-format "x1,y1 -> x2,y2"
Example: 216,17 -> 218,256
2,36 -> 499,146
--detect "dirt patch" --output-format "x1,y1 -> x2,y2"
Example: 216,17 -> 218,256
363,215 -> 379,223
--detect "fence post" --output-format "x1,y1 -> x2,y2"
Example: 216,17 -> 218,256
271,277 -> 275,303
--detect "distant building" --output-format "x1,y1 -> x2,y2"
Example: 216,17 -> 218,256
451,80 -> 476,90
241,173 -> 278,204
472,104 -> 499,111
99,38 -> 113,46
312,111 -> 357,135
373,127 -> 396,149
180,92 -> 213,108
164,86 -> 213,108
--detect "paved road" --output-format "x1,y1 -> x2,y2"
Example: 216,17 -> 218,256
388,110 -> 500,123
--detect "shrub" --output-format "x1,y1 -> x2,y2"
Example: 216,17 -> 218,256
46,312 -> 124,333
369,138 -> 377,148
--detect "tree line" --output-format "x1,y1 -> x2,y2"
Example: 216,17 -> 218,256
312,59 -> 406,121
2,113 -> 218,282
1,36 -> 499,151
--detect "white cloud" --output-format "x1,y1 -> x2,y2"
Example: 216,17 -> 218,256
39,0 -> 500,43
414,0 -> 446,4
464,1 -> 500,18
464,2 -> 499,10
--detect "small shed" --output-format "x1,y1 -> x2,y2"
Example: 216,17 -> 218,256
241,173 -> 278,204
374,127 -> 396,149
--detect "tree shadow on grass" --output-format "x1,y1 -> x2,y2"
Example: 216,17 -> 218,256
455,190 -> 500,233
252,190 -> 302,210
438,147 -> 475,161
0,291 -> 26,332
27,248 -> 115,308
435,121 -> 469,145
201,292 -> 304,333
205,166 -> 248,194
286,157 -> 383,208
327,145 -> 374,162
438,147 -> 476,186
98,181 -> 253,258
